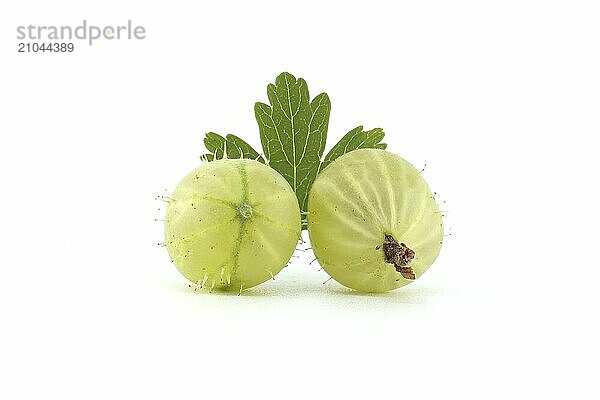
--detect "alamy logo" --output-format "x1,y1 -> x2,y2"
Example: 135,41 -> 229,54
16,20 -> 146,46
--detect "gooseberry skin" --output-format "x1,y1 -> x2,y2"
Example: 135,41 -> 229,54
307,149 -> 443,293
164,159 -> 301,292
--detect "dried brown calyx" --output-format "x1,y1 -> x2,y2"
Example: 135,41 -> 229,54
381,234 -> 415,280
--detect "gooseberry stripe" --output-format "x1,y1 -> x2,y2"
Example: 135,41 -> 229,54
229,163 -> 250,275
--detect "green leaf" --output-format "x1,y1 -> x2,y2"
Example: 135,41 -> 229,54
254,72 -> 331,213
319,126 -> 387,172
200,72 -> 387,228
201,132 -> 265,163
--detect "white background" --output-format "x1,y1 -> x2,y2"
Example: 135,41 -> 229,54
1,1 -> 599,398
